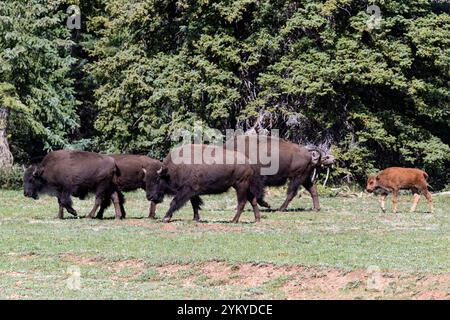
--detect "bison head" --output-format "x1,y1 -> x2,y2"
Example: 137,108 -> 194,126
23,165 -> 44,199
365,175 -> 379,193
143,165 -> 170,204
306,145 -> 336,167
306,145 -> 336,185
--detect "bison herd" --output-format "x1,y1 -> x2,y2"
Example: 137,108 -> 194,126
23,135 -> 434,222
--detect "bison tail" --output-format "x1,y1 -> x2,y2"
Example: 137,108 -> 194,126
422,171 -> 434,190
112,164 -> 122,185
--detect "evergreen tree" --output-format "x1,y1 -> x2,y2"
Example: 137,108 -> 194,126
88,0 -> 449,188
0,0 -> 78,163
0,1 -> 448,189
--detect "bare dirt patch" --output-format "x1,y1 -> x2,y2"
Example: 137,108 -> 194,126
109,259 -> 147,273
152,261 -> 450,300
53,253 -> 450,299
5,252 -> 38,261
62,254 -> 105,266
106,259 -> 148,280
60,254 -> 148,281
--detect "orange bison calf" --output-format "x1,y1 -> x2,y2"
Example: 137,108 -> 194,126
366,167 -> 434,213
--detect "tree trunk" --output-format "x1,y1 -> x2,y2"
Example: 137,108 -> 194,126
0,107 -> 13,169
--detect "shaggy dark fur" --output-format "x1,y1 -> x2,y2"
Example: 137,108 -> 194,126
95,154 -> 162,219
227,135 -> 335,211
145,144 -> 264,223
23,150 -> 125,219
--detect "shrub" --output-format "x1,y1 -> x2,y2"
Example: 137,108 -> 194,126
0,165 -> 24,190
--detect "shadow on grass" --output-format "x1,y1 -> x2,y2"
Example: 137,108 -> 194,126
259,207 -> 312,213
196,219 -> 258,225
46,214 -> 268,224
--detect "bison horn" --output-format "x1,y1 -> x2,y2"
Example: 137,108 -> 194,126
323,167 -> 330,187
142,168 -> 147,176
311,168 -> 317,182
32,166 -> 42,177
157,166 -> 168,176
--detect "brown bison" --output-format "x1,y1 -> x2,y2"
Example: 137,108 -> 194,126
94,154 -> 162,219
23,150 -> 125,219
144,144 -> 264,223
227,135 -> 335,211
365,167 -> 434,213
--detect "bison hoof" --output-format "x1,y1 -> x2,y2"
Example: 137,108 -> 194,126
313,207 -> 321,212
163,217 -> 171,223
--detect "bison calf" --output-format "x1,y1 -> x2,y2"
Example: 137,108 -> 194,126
366,167 -> 434,213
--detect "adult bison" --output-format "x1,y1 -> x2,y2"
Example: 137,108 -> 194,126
227,135 -> 335,211
23,150 -> 125,219
144,144 -> 264,223
94,154 -> 162,219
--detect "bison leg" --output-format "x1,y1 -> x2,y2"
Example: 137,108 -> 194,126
303,180 -> 320,211
111,191 -> 125,219
86,197 -> 102,219
248,196 -> 261,223
231,185 -> 248,223
65,205 -> 77,217
231,198 -> 246,223
163,190 -> 192,223
379,193 -> 387,213
148,202 -> 157,219
190,196 -> 203,222
88,180 -> 110,218
118,192 -> 126,218
95,196 -> 111,219
56,199 -> 64,219
423,190 -> 434,213
410,188 -> 420,212
392,190 -> 398,213
257,198 -> 271,209
96,206 -> 105,219
279,177 -> 303,211
59,193 -> 77,217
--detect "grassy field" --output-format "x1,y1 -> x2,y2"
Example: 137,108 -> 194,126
0,188 -> 449,300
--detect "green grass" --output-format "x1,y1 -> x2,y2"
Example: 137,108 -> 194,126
0,189 -> 449,299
